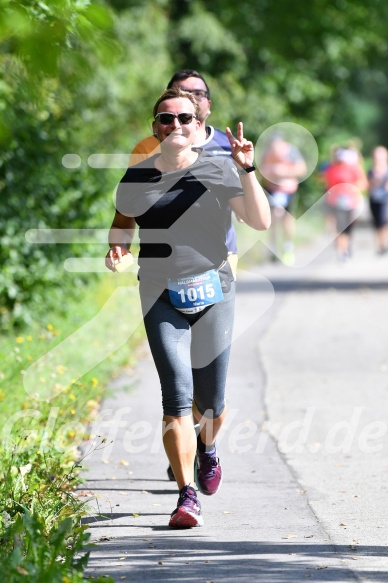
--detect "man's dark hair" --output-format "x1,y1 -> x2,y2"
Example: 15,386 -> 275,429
152,87 -> 200,119
166,69 -> 211,99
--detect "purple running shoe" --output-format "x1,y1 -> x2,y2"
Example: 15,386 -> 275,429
194,450 -> 222,496
169,485 -> 203,528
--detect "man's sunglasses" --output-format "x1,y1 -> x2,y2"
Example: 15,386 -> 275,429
154,112 -> 197,125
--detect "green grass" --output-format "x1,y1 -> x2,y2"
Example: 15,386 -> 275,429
0,271 -> 144,424
0,270 -> 145,582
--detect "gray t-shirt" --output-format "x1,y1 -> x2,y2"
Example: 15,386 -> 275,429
115,149 -> 243,281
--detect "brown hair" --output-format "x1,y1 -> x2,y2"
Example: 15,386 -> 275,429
152,87 -> 200,119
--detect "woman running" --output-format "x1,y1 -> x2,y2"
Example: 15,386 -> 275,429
105,87 -> 270,528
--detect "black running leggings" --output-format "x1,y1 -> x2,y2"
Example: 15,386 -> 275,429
140,284 -> 235,418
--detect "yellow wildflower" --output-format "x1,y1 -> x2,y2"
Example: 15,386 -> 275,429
16,337 -> 24,343
47,324 -> 54,331
91,377 -> 99,388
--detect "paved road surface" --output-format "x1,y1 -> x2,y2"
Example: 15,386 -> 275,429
82,224 -> 388,582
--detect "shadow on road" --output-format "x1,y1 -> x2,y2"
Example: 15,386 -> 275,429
86,535 -> 387,582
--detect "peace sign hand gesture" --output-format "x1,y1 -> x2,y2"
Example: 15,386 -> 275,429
225,122 -> 254,169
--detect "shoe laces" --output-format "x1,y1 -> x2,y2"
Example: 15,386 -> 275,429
198,453 -> 219,477
178,485 -> 198,507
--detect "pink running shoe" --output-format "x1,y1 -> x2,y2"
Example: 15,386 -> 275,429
169,485 -> 203,528
194,450 -> 222,496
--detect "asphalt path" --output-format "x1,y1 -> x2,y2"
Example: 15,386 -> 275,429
82,223 -> 388,582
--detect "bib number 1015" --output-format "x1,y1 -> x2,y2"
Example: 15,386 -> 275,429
168,268 -> 224,313
178,283 -> 215,304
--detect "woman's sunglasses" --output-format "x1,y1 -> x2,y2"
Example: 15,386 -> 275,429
154,112 -> 197,125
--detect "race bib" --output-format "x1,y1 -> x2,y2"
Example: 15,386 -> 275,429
168,269 -> 224,314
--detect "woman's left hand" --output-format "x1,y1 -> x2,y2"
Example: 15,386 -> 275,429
225,122 -> 254,169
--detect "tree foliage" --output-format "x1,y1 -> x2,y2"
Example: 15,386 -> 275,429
0,0 -> 118,327
167,0 -> 388,144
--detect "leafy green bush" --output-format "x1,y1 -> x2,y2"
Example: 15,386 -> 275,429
0,99 -> 107,328
0,274 -> 144,581
0,0 -> 117,329
0,444 -> 114,583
